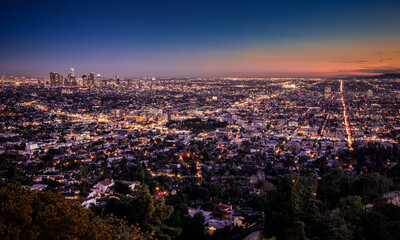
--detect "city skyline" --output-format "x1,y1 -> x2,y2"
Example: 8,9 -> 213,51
1,0 -> 400,77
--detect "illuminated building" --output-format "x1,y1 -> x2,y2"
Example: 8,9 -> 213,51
82,75 -> 87,86
50,72 -> 56,86
88,72 -> 95,86
50,72 -> 63,86
324,87 -> 331,98
67,68 -> 76,86
96,74 -> 101,86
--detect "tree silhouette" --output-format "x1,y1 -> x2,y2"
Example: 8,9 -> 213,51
0,183 -> 142,240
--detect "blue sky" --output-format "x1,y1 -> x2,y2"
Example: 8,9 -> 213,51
1,0 -> 400,77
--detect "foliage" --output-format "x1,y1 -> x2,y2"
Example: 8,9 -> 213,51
338,195 -> 364,226
113,181 -> 133,195
0,183 -> 142,240
104,184 -> 181,240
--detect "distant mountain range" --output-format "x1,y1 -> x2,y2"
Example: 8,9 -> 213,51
358,73 -> 400,79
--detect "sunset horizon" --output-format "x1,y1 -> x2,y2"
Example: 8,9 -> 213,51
1,0 -> 399,78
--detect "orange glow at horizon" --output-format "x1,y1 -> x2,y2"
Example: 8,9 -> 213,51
183,39 -> 400,77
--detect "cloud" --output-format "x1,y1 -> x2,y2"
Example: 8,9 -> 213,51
357,67 -> 400,74
332,60 -> 368,63
378,58 -> 393,62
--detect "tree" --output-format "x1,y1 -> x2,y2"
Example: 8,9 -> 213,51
189,212 -> 206,240
338,195 -> 365,239
113,181 -> 132,195
166,203 -> 205,239
350,173 -> 393,203
248,194 -> 267,211
364,201 -> 400,240
0,183 -> 142,240
318,169 -> 350,208
285,221 -> 308,240
266,175 -> 322,240
104,185 -> 181,240
338,195 -> 364,226
267,175 -> 303,239
190,161 -> 197,176
175,212 -> 206,240
166,203 -> 188,227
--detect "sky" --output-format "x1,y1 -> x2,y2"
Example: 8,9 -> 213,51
1,0 -> 400,78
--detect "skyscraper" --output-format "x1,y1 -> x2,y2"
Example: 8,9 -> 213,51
82,75 -> 87,86
88,72 -> 95,86
96,74 -> 101,86
67,68 -> 76,86
50,72 -> 63,86
58,74 -> 63,86
115,75 -> 120,86
50,72 -> 56,86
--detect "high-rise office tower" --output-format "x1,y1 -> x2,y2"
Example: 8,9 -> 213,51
96,74 -> 101,86
67,68 -> 76,86
50,72 -> 63,86
88,72 -> 95,86
50,72 -> 56,86
82,75 -> 87,86
71,68 -> 76,85
58,74 -> 63,86
115,75 -> 120,86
